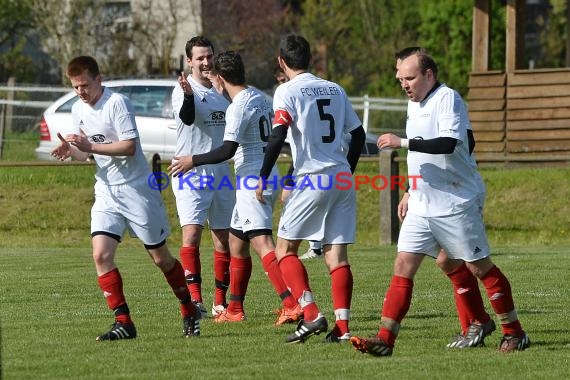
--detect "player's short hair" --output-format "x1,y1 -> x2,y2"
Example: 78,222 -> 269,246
214,51 -> 245,85
66,56 -> 100,79
395,46 -> 438,78
279,34 -> 311,71
185,35 -> 214,58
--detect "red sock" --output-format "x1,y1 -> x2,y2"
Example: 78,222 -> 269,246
278,255 -> 319,321
227,256 -> 252,314
213,250 -> 230,306
378,275 -> 413,347
261,251 -> 297,309
481,265 -> 523,336
179,246 -> 202,302
446,263 -> 489,333
330,265 -> 353,336
163,259 -> 195,318
98,268 -> 132,324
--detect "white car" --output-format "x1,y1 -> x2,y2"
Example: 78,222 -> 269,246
35,78 -> 379,161
35,79 -> 178,161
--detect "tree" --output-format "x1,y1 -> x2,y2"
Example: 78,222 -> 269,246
535,0 -> 568,68
417,0 -> 473,95
297,0 -> 421,96
30,0 -> 194,83
0,0 -> 35,82
131,0 -> 199,75
202,0 -> 288,90
31,0 -> 114,83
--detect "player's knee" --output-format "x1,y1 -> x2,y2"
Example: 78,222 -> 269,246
466,258 -> 494,279
393,253 -> 420,278
92,250 -> 113,266
153,253 -> 175,272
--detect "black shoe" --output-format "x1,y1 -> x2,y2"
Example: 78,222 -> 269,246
324,331 -> 351,343
285,314 -> 328,344
183,316 -> 200,337
183,306 -> 202,337
192,300 -> 208,319
96,322 -> 137,341
447,319 -> 496,348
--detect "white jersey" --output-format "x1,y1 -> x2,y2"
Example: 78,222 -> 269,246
71,87 -> 149,185
273,73 -> 361,176
171,75 -> 230,174
406,83 -> 485,217
223,87 -> 273,177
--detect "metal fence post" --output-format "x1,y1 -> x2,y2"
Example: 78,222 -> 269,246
152,153 -> 162,192
362,94 -> 370,132
379,149 -> 399,244
5,77 -> 14,133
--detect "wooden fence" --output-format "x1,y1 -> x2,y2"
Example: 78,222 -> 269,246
468,68 -> 570,165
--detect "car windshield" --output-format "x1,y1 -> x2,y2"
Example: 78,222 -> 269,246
56,97 -> 79,113
115,85 -> 173,118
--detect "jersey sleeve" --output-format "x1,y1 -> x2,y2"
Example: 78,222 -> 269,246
113,95 -> 139,141
342,88 -> 362,134
222,103 -> 242,143
272,86 -> 294,128
70,102 -> 83,134
436,90 -> 464,140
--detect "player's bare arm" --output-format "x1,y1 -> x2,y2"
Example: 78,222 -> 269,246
397,192 -> 410,222
51,132 -> 89,161
65,130 -> 136,156
279,163 -> 295,203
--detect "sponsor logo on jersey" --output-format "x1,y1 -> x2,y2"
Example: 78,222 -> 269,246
90,134 -> 106,143
210,111 -> 225,121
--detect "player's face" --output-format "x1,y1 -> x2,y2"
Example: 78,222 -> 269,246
275,72 -> 287,84
69,71 -> 103,106
188,46 -> 215,83
395,55 -> 433,102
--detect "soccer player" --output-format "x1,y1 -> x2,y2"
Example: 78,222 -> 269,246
255,34 -> 366,343
51,55 -> 200,340
274,67 -> 324,262
399,193 -> 496,348
169,51 -> 303,325
350,47 -> 530,356
171,36 -> 234,319
399,112 -> 496,348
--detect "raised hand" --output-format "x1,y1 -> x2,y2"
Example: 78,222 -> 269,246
178,72 -> 193,95
51,132 -> 73,161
